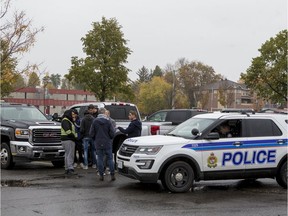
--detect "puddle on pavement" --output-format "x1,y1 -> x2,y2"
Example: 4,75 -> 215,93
193,185 -> 230,191
1,174 -> 83,187
1,180 -> 29,187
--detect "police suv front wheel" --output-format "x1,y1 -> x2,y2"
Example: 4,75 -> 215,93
276,161 -> 287,189
163,161 -> 194,193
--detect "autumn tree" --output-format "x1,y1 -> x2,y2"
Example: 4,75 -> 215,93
67,17 -> 132,101
178,61 -> 222,108
12,73 -> 26,89
138,76 -> 172,115
241,30 -> 288,105
27,72 -> 40,87
163,69 -> 189,109
0,0 -> 44,97
61,78 -> 71,90
136,66 -> 151,83
151,65 -> 163,77
50,73 -> 61,89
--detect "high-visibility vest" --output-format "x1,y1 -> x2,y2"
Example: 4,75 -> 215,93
61,117 -> 76,137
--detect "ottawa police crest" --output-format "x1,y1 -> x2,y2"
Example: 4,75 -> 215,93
207,152 -> 217,168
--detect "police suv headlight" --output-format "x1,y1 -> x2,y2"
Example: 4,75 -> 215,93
135,145 -> 163,155
15,128 -> 29,139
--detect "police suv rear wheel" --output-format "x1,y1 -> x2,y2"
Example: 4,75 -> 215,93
276,161 -> 287,189
164,161 -> 194,193
1,142 -> 14,169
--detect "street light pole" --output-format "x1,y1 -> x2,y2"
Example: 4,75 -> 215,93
172,70 -> 175,109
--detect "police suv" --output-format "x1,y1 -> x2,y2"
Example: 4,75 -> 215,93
117,112 -> 287,193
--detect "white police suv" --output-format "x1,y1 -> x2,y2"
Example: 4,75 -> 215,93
117,112 -> 287,193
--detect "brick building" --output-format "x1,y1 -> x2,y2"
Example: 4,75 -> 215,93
199,79 -> 257,111
2,87 -> 97,115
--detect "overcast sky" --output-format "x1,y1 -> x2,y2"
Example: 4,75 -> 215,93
10,0 -> 287,82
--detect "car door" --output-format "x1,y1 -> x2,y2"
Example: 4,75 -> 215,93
201,118 -> 246,172
241,117 -> 284,171
147,111 -> 168,122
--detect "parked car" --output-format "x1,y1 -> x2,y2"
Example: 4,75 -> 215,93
143,109 -> 208,135
0,102 -> 64,169
117,111 -> 288,193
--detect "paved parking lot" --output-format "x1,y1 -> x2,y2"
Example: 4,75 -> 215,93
1,162 -> 287,216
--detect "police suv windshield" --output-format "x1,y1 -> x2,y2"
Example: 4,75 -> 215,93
167,118 -> 216,138
1,106 -> 48,121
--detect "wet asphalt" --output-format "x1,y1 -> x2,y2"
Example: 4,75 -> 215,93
1,161 -> 287,216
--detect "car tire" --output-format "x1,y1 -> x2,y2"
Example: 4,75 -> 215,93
164,161 -> 194,193
1,142 -> 14,169
276,161 -> 287,189
51,160 -> 65,168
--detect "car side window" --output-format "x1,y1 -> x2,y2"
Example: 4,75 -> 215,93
147,111 -> 167,122
211,119 -> 242,138
166,111 -> 189,124
245,119 -> 282,137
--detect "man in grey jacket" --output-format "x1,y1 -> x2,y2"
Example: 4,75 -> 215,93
89,108 -> 115,181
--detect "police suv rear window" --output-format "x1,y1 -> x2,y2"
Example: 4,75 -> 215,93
245,119 -> 282,137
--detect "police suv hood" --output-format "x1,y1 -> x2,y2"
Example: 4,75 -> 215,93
124,135 -> 189,146
1,119 -> 59,129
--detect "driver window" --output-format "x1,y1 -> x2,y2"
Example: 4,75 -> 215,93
148,111 -> 167,122
211,119 -> 242,138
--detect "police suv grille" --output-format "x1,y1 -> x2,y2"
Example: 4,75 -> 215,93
119,144 -> 139,157
32,129 -> 61,145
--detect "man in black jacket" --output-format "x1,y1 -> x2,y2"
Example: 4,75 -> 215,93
89,108 -> 115,181
80,110 -> 97,169
117,110 -> 142,138
61,109 -> 77,175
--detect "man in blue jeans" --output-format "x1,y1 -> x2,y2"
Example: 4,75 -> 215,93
89,107 -> 115,181
80,110 -> 97,169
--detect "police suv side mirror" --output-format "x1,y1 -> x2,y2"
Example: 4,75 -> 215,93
204,132 -> 220,140
191,128 -> 200,136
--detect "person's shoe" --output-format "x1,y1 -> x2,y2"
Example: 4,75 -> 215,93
97,172 -> 106,176
73,163 -> 78,168
67,169 -> 77,175
99,175 -> 104,181
92,164 -> 97,169
83,165 -> 88,170
111,174 -> 116,181
80,163 -> 84,169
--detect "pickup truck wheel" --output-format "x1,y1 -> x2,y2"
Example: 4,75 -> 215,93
276,161 -> 287,189
1,142 -> 14,169
164,161 -> 194,193
51,160 -> 65,168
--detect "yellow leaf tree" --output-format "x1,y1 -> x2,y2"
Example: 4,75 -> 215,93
138,77 -> 172,115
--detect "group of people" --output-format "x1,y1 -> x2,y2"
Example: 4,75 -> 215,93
60,104 -> 142,181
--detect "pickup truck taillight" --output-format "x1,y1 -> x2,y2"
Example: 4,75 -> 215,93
151,125 -> 160,135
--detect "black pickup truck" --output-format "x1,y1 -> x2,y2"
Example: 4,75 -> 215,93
0,102 -> 64,169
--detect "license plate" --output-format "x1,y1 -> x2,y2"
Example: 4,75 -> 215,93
117,160 -> 123,169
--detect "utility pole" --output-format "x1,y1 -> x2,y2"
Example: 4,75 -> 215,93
172,70 -> 175,109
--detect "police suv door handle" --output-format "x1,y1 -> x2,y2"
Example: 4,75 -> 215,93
277,140 -> 285,145
233,141 -> 242,147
